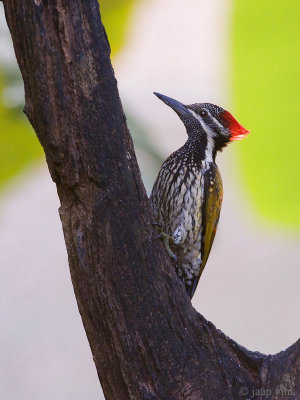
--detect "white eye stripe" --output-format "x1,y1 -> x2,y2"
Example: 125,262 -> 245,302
188,109 -> 215,162
188,109 -> 204,125
188,109 -> 217,138
202,121 -> 217,138
211,116 -> 224,131
189,109 -> 227,139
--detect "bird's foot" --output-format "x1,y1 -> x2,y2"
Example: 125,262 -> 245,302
152,223 -> 177,261
159,232 -> 178,261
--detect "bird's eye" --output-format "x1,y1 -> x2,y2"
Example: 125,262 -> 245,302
200,110 -> 208,117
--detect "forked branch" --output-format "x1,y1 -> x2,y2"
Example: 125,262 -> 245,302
3,1 -> 299,399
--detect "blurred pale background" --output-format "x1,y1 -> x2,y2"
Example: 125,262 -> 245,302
0,1 -> 299,399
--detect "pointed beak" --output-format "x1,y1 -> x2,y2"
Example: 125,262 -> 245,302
154,92 -> 190,118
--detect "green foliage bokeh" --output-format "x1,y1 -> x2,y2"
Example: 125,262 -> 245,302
0,0 -> 136,188
0,72 -> 42,186
232,0 -> 300,227
100,0 -> 136,55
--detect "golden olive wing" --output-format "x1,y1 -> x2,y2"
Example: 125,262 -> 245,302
199,165 -> 223,277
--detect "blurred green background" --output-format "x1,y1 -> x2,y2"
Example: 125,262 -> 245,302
232,0 -> 300,227
1,0 -> 299,228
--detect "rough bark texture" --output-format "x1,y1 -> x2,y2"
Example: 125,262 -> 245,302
3,1 -> 300,399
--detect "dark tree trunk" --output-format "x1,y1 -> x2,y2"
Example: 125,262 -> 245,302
2,1 -> 299,399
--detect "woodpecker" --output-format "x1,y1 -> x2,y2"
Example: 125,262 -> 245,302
150,92 -> 249,299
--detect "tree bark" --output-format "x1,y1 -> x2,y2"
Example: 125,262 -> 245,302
2,1 -> 299,399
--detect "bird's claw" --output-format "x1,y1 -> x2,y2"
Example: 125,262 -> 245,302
162,233 -> 177,261
152,223 -> 177,261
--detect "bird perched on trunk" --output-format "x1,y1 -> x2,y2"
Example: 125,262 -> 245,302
150,92 -> 249,299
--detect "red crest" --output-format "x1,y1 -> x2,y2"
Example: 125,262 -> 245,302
221,111 -> 250,141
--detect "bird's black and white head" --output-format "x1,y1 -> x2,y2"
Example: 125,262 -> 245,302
154,92 -> 249,162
